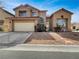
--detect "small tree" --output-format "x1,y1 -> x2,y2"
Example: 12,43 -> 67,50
37,17 -> 46,32
55,24 -> 62,32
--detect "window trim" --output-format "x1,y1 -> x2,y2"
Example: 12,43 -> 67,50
56,18 -> 68,28
32,12 -> 37,16
19,11 -> 27,17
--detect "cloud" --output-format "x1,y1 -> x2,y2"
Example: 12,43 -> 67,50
45,0 -> 58,5
72,8 -> 79,23
0,0 -> 22,14
0,0 -> 79,23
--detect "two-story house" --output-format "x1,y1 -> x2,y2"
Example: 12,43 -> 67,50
6,4 -> 73,32
8,4 -> 47,32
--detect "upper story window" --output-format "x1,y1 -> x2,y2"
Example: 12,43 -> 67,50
32,12 -> 37,16
19,11 -> 27,17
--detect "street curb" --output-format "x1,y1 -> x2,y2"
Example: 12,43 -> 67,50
1,44 -> 79,52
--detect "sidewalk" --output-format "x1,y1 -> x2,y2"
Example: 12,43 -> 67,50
1,44 -> 79,52
0,44 -> 79,59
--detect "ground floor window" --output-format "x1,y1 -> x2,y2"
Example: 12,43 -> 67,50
56,19 -> 67,32
56,19 -> 67,27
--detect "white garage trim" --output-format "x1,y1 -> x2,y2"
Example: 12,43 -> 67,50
14,22 -> 35,31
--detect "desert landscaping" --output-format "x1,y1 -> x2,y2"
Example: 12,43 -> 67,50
25,32 -> 79,45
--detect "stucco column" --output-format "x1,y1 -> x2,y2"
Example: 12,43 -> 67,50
67,17 -> 72,31
3,19 -> 10,32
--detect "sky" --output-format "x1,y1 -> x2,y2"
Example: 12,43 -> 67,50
0,0 -> 79,23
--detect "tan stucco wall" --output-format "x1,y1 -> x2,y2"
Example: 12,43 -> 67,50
14,6 -> 47,26
0,8 -> 14,32
50,10 -> 72,31
15,7 -> 39,17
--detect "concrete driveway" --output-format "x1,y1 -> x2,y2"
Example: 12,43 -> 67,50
0,32 -> 32,48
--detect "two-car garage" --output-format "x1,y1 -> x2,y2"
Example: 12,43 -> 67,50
13,21 -> 35,32
9,17 -> 39,32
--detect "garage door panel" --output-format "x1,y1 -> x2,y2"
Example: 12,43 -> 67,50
14,22 -> 34,31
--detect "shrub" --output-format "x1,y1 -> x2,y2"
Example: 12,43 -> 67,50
37,17 -> 46,32
37,24 -> 46,32
76,29 -> 79,31
54,27 -> 61,32
0,28 -> 3,31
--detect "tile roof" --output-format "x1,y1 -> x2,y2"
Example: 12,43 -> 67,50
50,8 -> 73,17
0,8 -> 14,16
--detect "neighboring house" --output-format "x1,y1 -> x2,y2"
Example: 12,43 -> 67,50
49,8 -> 73,32
72,23 -> 79,31
0,8 -> 14,32
6,4 -> 73,32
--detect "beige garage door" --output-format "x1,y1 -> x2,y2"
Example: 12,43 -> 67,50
14,22 -> 35,31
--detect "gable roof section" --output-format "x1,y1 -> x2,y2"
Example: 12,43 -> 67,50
13,4 -> 40,11
0,8 -> 14,16
50,8 -> 73,17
